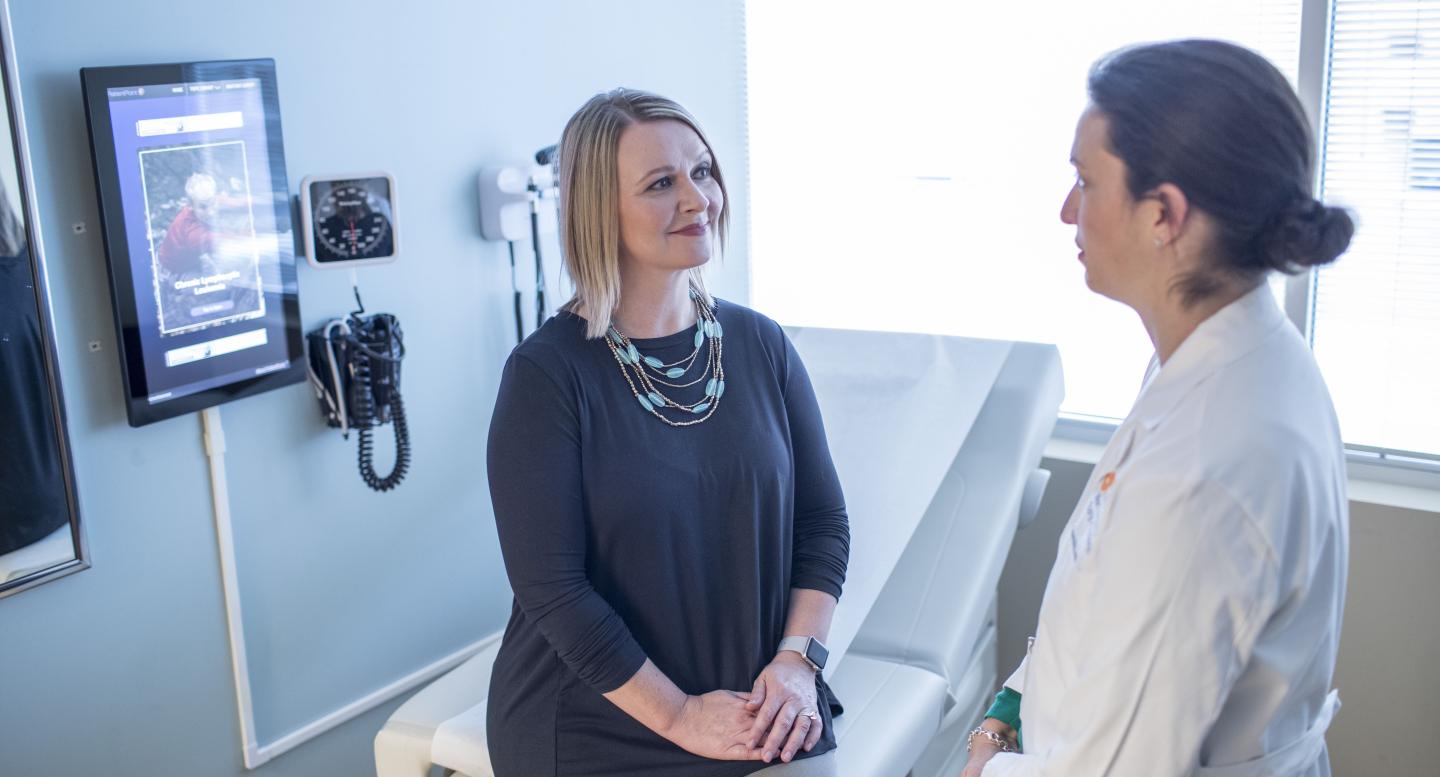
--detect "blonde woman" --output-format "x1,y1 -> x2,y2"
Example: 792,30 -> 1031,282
486,89 -> 849,776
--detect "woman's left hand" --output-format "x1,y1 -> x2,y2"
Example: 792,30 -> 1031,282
745,652 -> 823,763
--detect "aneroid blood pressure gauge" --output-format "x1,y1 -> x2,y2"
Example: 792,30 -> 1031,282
300,173 -> 399,268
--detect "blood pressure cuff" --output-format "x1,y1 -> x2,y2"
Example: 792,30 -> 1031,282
984,686 -> 1024,751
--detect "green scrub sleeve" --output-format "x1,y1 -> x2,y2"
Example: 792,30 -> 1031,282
983,686 -> 1023,751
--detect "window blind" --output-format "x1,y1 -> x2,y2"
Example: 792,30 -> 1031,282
1312,0 -> 1440,458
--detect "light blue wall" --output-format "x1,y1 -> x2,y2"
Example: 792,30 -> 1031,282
0,1 -> 749,774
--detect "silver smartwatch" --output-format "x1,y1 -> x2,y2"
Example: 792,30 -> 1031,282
777,635 -> 829,672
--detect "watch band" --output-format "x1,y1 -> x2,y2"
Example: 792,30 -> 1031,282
777,635 -> 827,672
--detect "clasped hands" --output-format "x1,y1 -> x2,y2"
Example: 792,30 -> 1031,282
666,651 -> 823,764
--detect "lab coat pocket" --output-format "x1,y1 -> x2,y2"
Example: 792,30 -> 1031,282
1068,490 -> 1104,561
1065,474 -> 1119,565
1053,424 -> 1135,573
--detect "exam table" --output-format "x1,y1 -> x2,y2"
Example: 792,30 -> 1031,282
375,329 -> 1064,777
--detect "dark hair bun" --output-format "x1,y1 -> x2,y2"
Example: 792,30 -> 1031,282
1259,199 -> 1355,272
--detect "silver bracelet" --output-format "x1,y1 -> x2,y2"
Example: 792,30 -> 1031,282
966,726 -> 1017,754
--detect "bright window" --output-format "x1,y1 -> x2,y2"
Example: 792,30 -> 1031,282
746,0 -> 1440,462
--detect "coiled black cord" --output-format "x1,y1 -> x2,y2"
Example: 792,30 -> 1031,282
357,392 -> 410,492
347,319 -> 410,493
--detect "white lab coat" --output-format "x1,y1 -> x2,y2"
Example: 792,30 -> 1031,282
984,286 -> 1349,777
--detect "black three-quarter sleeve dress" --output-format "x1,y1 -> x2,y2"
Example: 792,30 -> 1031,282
486,300 -> 850,777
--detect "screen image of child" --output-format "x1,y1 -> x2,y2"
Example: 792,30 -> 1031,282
140,140 -> 266,336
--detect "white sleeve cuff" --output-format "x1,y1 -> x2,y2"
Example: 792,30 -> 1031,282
980,752 -> 1029,777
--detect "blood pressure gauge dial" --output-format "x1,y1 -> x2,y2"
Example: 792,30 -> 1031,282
300,173 -> 399,268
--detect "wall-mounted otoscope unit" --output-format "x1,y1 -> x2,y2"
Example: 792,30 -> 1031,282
478,145 -> 559,344
299,172 -> 410,493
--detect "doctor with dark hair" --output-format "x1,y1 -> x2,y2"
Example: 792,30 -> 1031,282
965,39 -> 1354,777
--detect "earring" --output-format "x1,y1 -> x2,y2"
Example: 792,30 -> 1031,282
1153,237 -> 1163,248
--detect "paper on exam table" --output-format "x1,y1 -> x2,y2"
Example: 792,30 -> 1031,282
784,327 -> 1012,677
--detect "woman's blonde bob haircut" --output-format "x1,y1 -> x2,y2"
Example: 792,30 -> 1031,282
557,88 -> 730,339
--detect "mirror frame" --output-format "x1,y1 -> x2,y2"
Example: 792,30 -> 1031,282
0,0 -> 88,599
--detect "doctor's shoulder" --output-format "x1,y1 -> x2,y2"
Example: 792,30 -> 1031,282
1184,351 -> 1343,533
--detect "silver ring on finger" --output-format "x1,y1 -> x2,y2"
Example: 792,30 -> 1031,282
799,707 -> 819,722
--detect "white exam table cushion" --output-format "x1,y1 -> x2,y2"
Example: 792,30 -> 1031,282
375,637 -> 501,777
432,700 -> 492,777
830,654 -> 950,777
0,522 -> 73,583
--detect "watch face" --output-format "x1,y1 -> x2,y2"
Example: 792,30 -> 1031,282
309,177 -> 395,263
806,639 -> 829,670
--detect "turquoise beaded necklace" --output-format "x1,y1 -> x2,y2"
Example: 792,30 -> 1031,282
604,291 -> 726,427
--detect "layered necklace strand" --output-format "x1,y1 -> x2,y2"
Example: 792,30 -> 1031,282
604,291 -> 725,427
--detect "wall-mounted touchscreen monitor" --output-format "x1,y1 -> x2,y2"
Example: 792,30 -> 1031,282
81,59 -> 303,427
